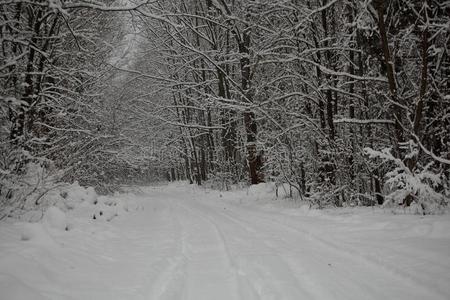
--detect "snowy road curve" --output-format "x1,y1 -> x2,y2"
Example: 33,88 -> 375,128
1,184 -> 449,300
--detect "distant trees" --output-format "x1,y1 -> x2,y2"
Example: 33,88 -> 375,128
1,1 -> 160,216
131,0 -> 449,210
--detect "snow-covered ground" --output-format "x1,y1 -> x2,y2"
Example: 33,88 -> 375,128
1,182 -> 450,300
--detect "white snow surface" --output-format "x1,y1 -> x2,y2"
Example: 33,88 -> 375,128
1,182 -> 450,300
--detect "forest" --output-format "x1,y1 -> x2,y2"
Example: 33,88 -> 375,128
1,0 -> 449,217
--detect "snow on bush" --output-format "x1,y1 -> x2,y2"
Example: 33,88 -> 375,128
90,196 -> 119,221
364,144 -> 448,214
274,182 -> 302,199
43,206 -> 70,231
60,183 -> 139,222
1,163 -> 141,226
61,181 -> 98,210
0,161 -> 64,220
61,184 -> 142,221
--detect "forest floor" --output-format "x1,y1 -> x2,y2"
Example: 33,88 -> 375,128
0,182 -> 449,300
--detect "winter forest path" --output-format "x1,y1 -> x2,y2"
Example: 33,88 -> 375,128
110,184 -> 448,300
1,183 -> 449,300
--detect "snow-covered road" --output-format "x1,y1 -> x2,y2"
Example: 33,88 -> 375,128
1,183 -> 450,299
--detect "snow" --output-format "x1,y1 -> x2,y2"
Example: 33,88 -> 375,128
43,207 -> 69,231
20,222 -> 56,245
1,182 -> 450,299
62,181 -> 98,210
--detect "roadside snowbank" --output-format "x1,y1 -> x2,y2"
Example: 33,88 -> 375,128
0,182 -> 146,299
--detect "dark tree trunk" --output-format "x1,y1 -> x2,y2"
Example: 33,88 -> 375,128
374,0 -> 404,155
239,30 -> 262,184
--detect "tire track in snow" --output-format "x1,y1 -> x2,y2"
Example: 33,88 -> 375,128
140,187 -> 447,300
216,203 -> 448,300
140,197 -> 187,300
241,207 -> 449,300
169,198 -> 240,300
177,198 -> 322,300
172,200 -> 261,299
207,206 -> 332,299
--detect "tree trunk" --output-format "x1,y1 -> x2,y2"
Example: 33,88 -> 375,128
239,30 -> 262,184
374,0 -> 404,155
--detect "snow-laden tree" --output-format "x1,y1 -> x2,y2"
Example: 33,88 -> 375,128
127,0 -> 449,210
2,0 -> 449,214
